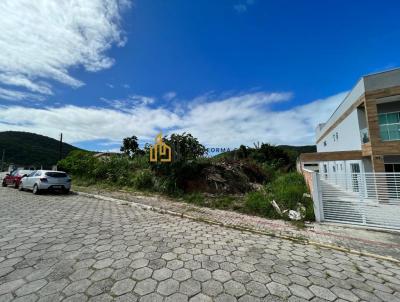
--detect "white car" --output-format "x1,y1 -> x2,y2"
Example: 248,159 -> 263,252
19,170 -> 71,194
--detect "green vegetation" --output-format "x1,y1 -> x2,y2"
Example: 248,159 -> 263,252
57,132 -> 314,221
245,173 -> 314,221
218,143 -> 316,171
0,131 -> 81,169
120,135 -> 144,157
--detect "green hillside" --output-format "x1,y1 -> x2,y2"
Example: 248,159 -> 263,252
277,144 -> 317,154
215,143 -> 316,170
0,131 -> 83,169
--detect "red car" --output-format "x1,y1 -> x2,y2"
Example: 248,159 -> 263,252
2,169 -> 32,188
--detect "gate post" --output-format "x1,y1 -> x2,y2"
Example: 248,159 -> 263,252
311,172 -> 324,222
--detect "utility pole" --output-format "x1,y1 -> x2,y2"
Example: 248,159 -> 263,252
1,149 -> 5,172
59,133 -> 63,161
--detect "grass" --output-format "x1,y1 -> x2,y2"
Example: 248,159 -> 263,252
289,220 -> 307,230
72,171 -> 314,222
181,193 -> 240,211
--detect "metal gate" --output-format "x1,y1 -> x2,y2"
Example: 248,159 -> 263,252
313,172 -> 400,230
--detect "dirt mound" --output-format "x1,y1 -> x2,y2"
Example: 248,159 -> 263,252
183,159 -> 266,194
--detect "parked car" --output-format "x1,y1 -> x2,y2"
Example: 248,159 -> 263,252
2,169 -> 32,188
19,170 -> 71,194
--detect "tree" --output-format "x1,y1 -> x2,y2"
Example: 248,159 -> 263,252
120,136 -> 141,158
164,132 -> 206,162
237,145 -> 249,159
250,143 -> 291,168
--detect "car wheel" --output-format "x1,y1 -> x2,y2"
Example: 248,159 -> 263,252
63,188 -> 70,195
1,181 -> 6,187
14,182 -> 19,189
33,184 -> 40,195
18,184 -> 24,191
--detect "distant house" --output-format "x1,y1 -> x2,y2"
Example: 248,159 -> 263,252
300,68 -> 400,175
93,152 -> 120,159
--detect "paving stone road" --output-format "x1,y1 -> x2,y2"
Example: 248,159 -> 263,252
0,187 -> 400,302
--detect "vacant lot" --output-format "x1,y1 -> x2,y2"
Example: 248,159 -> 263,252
0,187 -> 399,301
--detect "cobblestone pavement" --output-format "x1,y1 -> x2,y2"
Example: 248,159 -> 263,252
75,187 -> 400,261
1,187 -> 400,302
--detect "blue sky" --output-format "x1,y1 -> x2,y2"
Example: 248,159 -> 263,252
0,0 -> 399,151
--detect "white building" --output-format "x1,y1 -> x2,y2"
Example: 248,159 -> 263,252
300,68 -> 400,178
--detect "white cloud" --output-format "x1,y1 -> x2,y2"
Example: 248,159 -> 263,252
0,74 -> 52,95
103,94 -> 155,110
233,0 -> 255,13
0,91 -> 346,149
163,91 -> 177,101
0,87 -> 45,102
0,0 -> 130,99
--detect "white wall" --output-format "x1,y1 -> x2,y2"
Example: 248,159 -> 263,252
319,159 -> 364,191
316,110 -> 362,152
316,79 -> 365,141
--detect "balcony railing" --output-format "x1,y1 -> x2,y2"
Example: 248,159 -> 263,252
360,128 -> 369,144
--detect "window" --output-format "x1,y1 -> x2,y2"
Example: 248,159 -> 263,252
45,172 -> 67,178
34,171 -> 42,177
336,132 -> 339,141
350,163 -> 361,192
378,112 -> 400,141
323,141 -> 327,146
385,163 -> 400,173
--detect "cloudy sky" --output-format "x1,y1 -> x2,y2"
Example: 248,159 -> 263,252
0,0 -> 399,151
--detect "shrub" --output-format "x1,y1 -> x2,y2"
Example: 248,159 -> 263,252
183,192 -> 205,206
244,191 -> 281,219
164,132 -> 207,161
265,172 -> 307,210
266,172 -> 314,221
260,163 -> 280,181
243,172 -> 315,221
153,177 -> 180,195
91,155 -> 132,183
131,155 -> 151,170
132,170 -> 154,190
212,196 -> 236,209
58,150 -> 97,176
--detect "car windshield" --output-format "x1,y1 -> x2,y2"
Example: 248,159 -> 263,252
17,170 -> 31,176
27,171 -> 36,177
45,172 -> 67,178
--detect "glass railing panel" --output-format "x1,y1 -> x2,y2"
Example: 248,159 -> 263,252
360,128 -> 369,144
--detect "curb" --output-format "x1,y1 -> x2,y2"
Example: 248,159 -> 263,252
74,191 -> 400,264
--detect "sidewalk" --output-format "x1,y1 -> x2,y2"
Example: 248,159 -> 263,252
74,186 -> 400,262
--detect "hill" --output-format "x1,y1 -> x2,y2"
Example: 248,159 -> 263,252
215,143 -> 316,170
277,144 -> 317,154
0,131 -> 83,169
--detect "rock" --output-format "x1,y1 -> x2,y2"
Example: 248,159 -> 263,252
288,210 -> 302,221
